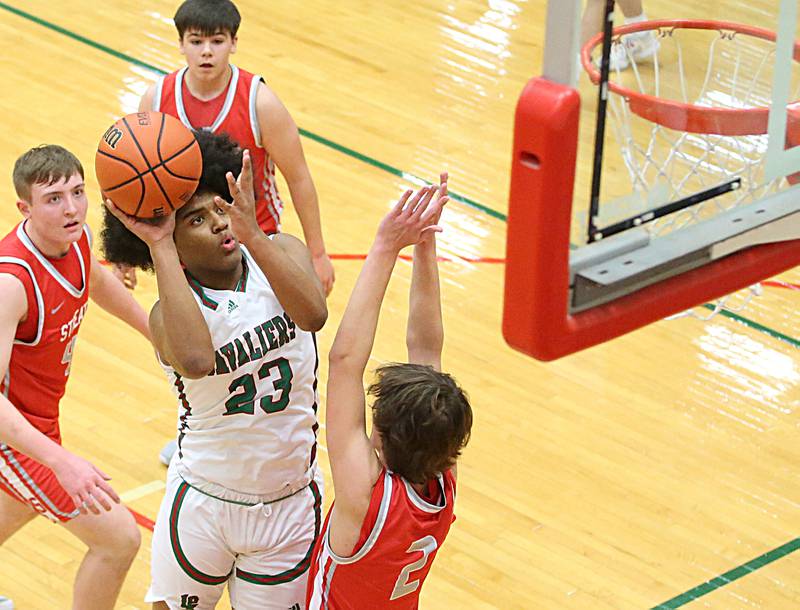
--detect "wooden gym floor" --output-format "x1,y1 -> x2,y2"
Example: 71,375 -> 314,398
0,1 -> 798,608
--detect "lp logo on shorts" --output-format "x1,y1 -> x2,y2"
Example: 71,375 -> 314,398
180,594 -> 200,609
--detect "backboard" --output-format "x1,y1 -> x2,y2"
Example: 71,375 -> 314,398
503,0 -> 800,360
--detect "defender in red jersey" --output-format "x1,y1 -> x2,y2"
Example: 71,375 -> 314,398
307,177 -> 473,609
0,146 -> 150,609
113,0 -> 334,296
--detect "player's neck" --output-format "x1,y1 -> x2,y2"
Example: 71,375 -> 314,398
411,481 -> 428,497
184,64 -> 233,101
187,261 -> 242,291
24,221 -> 70,258
410,476 -> 443,503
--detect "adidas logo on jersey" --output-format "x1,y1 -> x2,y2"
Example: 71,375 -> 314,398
227,300 -> 239,314
288,604 -> 301,610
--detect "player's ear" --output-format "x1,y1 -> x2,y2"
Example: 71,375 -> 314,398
230,36 -> 238,54
16,199 -> 31,218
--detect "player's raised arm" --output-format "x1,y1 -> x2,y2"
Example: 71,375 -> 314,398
216,149 -> 327,331
326,184 -> 447,507
407,172 -> 448,372
104,202 -> 215,378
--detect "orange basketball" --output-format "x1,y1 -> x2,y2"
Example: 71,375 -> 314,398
95,111 -> 202,218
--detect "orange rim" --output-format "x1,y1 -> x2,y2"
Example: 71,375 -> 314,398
581,19 -> 800,135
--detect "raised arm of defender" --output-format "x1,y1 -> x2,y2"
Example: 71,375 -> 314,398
325,181 -> 448,513
406,173 -> 447,372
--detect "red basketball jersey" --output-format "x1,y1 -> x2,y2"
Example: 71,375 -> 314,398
153,65 -> 283,233
0,222 -> 91,442
307,469 -> 457,609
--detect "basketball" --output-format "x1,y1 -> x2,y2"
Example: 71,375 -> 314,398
95,111 -> 202,218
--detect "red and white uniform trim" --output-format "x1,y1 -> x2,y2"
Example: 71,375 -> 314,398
0,222 -> 92,522
307,469 -> 457,609
0,445 -> 78,521
153,65 -> 284,233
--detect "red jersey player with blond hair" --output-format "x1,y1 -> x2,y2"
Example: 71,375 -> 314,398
0,145 -> 151,609
307,176 -> 473,609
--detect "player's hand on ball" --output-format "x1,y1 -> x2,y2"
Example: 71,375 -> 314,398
217,149 -> 261,245
104,198 -> 176,248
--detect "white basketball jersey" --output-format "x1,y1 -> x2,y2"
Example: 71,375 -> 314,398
161,244 -> 319,497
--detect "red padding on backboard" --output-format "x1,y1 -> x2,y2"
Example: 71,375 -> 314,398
503,77 -> 579,360
503,76 -> 800,361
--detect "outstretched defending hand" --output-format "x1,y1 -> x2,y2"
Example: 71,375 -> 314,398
216,149 -> 261,245
375,181 -> 449,253
51,448 -> 120,516
104,199 -> 176,249
418,172 -> 448,248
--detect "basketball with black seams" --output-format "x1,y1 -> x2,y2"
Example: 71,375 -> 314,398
95,111 -> 202,218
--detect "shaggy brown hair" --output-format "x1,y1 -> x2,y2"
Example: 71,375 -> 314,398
369,363 -> 472,485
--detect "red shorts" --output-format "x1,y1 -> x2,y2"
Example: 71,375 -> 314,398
0,443 -> 78,522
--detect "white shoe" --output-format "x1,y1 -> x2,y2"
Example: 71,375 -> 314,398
580,47 -> 626,75
159,440 -> 177,466
618,29 -> 660,69
589,38 -> 633,72
0,595 -> 15,610
597,29 -> 660,72
609,42 -> 631,71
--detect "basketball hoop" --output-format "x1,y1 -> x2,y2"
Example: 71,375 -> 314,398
582,20 -> 800,135
580,19 -> 800,319
504,14 -> 800,360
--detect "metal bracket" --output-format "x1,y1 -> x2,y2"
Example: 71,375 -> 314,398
570,186 -> 800,312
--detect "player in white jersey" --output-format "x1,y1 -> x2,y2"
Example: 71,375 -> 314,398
102,130 -> 327,610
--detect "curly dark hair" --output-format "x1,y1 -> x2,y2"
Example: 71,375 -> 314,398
101,129 -> 243,270
369,363 -> 472,485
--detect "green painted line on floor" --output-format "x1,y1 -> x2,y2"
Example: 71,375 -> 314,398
652,537 -> 800,609
702,304 -> 800,349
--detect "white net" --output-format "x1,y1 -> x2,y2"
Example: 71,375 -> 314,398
585,21 -> 800,318
603,24 -> 797,234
